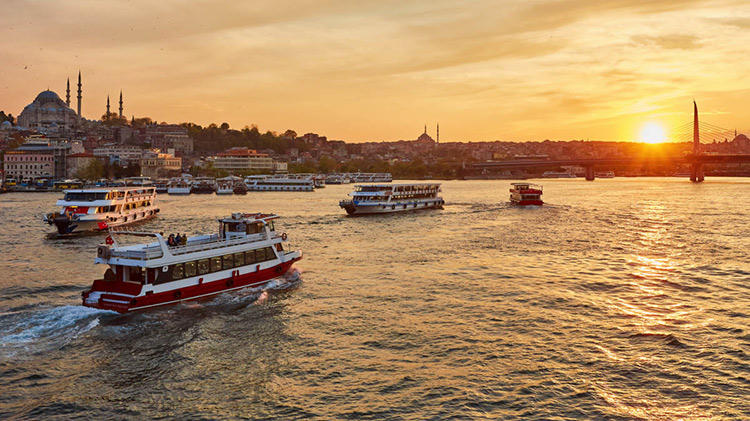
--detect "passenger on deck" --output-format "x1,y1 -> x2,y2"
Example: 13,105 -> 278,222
180,235 -> 187,246
175,234 -> 182,246
167,234 -> 175,247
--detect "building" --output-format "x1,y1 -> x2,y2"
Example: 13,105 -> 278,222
213,148 -> 274,173
139,124 -> 194,154
3,147 -> 54,180
17,91 -> 79,134
93,144 -> 143,166
66,153 -> 99,178
140,151 -> 182,178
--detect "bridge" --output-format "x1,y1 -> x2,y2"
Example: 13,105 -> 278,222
470,102 -> 750,182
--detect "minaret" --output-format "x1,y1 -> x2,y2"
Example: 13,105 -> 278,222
424,124 -> 427,134
77,71 -> 82,123
66,78 -> 70,107
119,90 -> 123,118
106,95 -> 111,119
437,123 -> 439,144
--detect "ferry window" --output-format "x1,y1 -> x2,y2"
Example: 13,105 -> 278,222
210,256 -> 222,272
184,261 -> 197,278
266,247 -> 277,260
234,252 -> 245,266
172,263 -> 184,280
275,243 -> 283,252
247,223 -> 262,234
255,248 -> 266,262
197,259 -> 209,275
223,254 -> 234,270
245,250 -> 257,264
129,267 -> 144,284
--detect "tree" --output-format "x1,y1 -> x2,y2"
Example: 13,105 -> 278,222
283,129 -> 297,139
0,111 -> 14,125
317,155 -> 337,174
74,159 -> 105,181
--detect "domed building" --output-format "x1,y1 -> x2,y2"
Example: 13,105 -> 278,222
17,90 -> 79,133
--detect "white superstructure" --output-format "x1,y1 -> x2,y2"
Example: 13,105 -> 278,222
245,175 -> 314,192
168,176 -> 193,195
339,183 -> 443,215
45,187 -> 159,235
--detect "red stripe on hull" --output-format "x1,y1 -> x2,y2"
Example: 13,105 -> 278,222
512,200 -> 544,206
83,259 -> 300,313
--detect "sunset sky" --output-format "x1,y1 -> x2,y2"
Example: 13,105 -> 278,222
2,0 -> 749,142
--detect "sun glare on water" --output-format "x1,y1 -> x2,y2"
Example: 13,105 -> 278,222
639,122 -> 667,144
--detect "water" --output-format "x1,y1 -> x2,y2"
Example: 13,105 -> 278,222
1,179 -> 750,419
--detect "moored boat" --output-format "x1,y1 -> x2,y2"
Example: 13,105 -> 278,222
167,176 -> 193,195
44,187 -> 160,235
339,183 -> 444,215
509,182 -> 543,206
191,177 -> 218,194
82,212 -> 302,313
245,176 -> 314,192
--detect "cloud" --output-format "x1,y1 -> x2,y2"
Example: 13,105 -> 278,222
631,34 -> 702,50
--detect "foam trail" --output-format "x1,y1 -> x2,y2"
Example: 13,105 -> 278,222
0,305 -> 115,358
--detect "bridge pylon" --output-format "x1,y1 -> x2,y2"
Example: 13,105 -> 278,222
691,100 -> 704,182
585,165 -> 595,181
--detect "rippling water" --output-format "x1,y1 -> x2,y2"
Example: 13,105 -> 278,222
2,179 -> 750,419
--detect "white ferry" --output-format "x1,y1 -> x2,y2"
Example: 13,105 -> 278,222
82,213 -> 302,313
167,176 -> 193,195
542,171 -> 577,178
245,176 -> 314,192
216,176 -> 236,195
44,187 -> 159,235
339,183 -> 444,215
124,177 -> 154,187
348,173 -> 393,183
326,174 -> 351,184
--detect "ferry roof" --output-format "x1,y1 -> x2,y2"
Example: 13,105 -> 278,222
354,183 -> 441,188
63,186 -> 156,193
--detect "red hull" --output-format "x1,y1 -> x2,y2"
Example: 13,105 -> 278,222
82,258 -> 300,313
512,200 -> 544,206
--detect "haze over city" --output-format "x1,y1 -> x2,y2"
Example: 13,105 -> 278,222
3,0 -> 750,142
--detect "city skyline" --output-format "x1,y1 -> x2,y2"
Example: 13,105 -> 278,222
2,0 -> 750,142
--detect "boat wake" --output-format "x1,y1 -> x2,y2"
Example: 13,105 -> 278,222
0,305 -> 116,359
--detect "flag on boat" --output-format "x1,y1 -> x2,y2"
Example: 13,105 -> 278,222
97,221 -> 108,230
105,235 -> 114,245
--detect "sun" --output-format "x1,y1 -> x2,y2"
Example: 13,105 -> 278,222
639,122 -> 666,144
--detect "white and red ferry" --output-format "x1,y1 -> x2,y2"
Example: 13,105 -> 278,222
509,182 -> 543,206
82,213 -> 302,313
45,187 -> 159,235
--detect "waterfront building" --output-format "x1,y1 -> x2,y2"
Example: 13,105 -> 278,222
93,144 -> 143,166
3,146 -> 55,180
140,151 -> 182,178
213,148 -> 274,173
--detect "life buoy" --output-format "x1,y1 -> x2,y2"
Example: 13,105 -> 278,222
97,247 -> 104,256
174,290 -> 182,298
281,233 -> 288,241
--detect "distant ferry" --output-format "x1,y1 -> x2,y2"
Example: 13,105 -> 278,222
326,174 -> 351,184
82,212 -> 302,313
245,176 -> 314,192
509,182 -> 543,206
191,177 -> 218,194
124,177 -> 154,187
154,178 -> 169,194
542,171 -> 577,178
44,187 -> 159,235
349,173 -> 393,183
595,171 -> 615,178
339,183 -> 444,215
168,176 -> 192,195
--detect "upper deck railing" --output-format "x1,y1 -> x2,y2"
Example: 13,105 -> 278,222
107,231 -> 276,261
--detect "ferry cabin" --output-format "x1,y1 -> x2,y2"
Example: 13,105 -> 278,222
84,214 -> 301,312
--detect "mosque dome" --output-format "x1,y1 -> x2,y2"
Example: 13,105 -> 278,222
1,121 -> 11,129
34,90 -> 63,105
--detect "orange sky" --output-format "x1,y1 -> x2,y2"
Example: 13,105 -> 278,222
2,0 -> 749,142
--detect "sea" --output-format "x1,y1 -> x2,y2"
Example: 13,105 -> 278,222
1,178 -> 750,420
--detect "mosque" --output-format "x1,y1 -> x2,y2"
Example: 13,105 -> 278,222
16,72 -> 124,134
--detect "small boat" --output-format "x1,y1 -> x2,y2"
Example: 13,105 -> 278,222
509,182 -> 543,206
542,171 -> 576,178
595,171 -> 615,178
82,212 -> 302,313
216,177 -> 236,195
339,183 -> 444,215
44,187 -> 160,235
